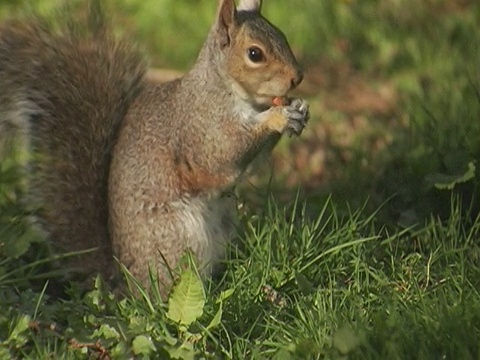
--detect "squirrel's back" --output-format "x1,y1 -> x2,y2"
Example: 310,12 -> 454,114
0,15 -> 146,280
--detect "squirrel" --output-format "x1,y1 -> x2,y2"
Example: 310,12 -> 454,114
0,0 -> 309,293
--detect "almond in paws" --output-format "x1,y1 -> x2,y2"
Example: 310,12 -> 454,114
272,96 -> 287,106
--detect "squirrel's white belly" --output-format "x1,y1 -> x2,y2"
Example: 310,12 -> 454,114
172,194 -> 236,274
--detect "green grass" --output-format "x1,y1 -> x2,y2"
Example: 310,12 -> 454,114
1,0 -> 480,358
2,199 -> 480,358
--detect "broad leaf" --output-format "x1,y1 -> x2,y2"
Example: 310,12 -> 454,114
132,335 -> 156,356
426,161 -> 476,190
167,269 -> 205,326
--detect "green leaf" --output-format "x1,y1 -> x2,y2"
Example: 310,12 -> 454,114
167,269 -> 205,327
425,161 -> 476,190
91,324 -> 120,340
132,335 -> 156,356
332,326 -> 360,355
0,348 -> 12,359
293,339 -> 320,357
3,236 -> 30,258
216,288 -> 234,303
272,348 -> 294,360
111,341 -> 128,358
8,315 -> 30,346
166,342 -> 196,360
2,225 -> 44,258
206,288 -> 233,330
85,290 -> 103,311
206,303 -> 222,331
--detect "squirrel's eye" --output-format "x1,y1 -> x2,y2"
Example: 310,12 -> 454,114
247,46 -> 264,63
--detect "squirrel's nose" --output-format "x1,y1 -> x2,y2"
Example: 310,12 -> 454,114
291,70 -> 303,89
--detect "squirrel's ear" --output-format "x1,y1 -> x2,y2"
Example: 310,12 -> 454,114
215,0 -> 237,48
237,0 -> 262,12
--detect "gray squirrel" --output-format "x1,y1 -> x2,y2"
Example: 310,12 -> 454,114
0,0 -> 309,292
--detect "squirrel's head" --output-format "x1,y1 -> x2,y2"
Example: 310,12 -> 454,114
210,0 -> 303,108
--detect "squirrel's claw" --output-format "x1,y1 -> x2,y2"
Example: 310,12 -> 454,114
284,98 -> 310,136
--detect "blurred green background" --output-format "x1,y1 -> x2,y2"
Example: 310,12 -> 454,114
1,2 -> 480,358
1,0 -> 479,224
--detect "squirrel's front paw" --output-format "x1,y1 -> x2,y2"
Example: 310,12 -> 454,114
284,99 -> 310,136
255,98 -> 310,135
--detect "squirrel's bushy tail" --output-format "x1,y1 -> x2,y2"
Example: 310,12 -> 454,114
0,9 -> 146,279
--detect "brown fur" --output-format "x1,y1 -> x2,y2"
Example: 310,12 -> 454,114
0,16 -> 146,281
0,0 -> 309,294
